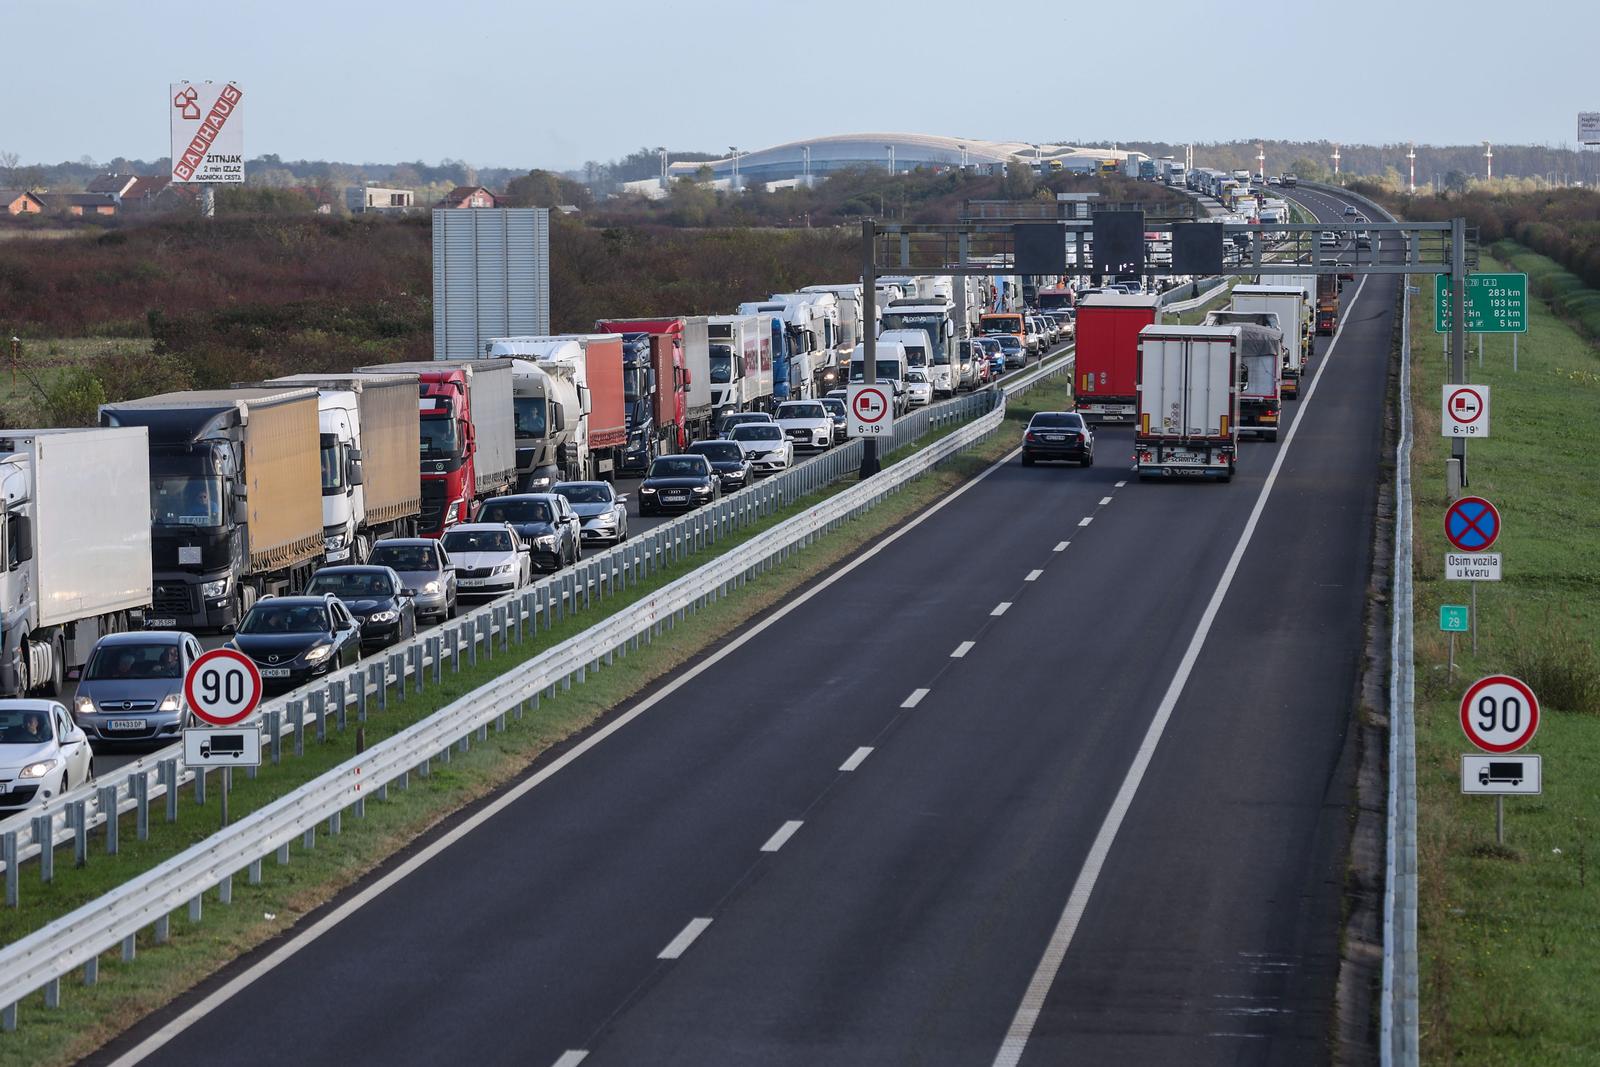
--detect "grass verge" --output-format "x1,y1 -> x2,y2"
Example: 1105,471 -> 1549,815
1410,254 -> 1600,1065
0,378 -> 1072,1067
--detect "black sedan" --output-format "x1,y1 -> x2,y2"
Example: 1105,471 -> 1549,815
637,454 -> 720,515
226,595 -> 364,695
1021,411 -> 1094,467
302,565 -> 417,650
476,494 -> 582,571
685,439 -> 753,493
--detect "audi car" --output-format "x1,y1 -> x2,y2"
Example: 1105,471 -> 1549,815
638,454 -> 720,514
685,439 -> 753,493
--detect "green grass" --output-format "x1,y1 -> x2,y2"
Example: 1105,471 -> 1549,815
0,377 -> 1072,1066
1410,255 -> 1600,1065
1175,280 -> 1236,325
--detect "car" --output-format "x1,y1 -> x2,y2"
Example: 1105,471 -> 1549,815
476,495 -> 580,571
440,523 -> 534,596
817,397 -> 849,438
904,367 -> 933,407
71,631 -> 203,749
553,480 -> 629,546
1355,230 -> 1372,249
1021,410 -> 1094,467
1043,312 -> 1073,341
302,565 -> 417,650
995,333 -> 1027,369
226,595 -> 364,695
686,439 -> 754,492
727,422 -> 795,473
1267,175 -> 1282,186
968,338 -> 998,383
773,400 -> 834,450
367,538 -> 457,623
716,411 -> 774,438
1022,318 -> 1044,354
1343,204 -> 1359,217
1319,231 -> 1341,248
0,700 -> 94,815
639,454 -> 721,514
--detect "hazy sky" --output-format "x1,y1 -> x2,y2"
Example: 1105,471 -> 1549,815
5,0 -> 1592,170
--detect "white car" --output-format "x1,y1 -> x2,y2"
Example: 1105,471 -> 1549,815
438,523 -> 532,599
773,400 -> 834,450
0,700 -> 94,815
727,423 -> 794,474
904,368 -> 933,407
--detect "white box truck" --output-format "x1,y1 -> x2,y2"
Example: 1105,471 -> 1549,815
1231,284 -> 1309,397
1135,325 -> 1241,482
0,428 -> 153,695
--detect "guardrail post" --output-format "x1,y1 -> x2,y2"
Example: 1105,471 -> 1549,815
291,700 -> 305,757
98,785 -> 118,855
390,651 -> 405,697
33,814 -> 52,883
374,663 -> 388,712
329,809 -> 341,836
353,667 -> 367,721
3,831 -> 17,906
484,612 -> 496,660
430,635 -> 442,684
2,1002 -> 15,1031
267,709 -> 281,763
248,858 -> 261,885
188,894 -> 202,923
277,843 -> 289,865
302,826 -> 315,851
451,627 -> 462,673
419,756 -> 431,778
496,710 -> 506,733
43,977 -> 59,1009
312,690 -> 327,743
219,874 -> 232,904
334,678 -> 348,730
134,772 -> 149,839
154,913 -> 169,943
121,934 -> 135,961
162,758 -> 178,822
409,645 -> 423,695
71,800 -> 88,867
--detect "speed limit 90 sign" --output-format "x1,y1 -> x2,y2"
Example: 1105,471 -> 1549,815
1460,674 -> 1539,754
184,648 -> 264,726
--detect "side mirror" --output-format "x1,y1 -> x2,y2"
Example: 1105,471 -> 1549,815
66,665 -> 82,681
13,514 -> 33,563
616,494 -> 629,504
347,458 -> 364,486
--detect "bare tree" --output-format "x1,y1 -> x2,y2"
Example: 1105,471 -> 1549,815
0,150 -> 18,186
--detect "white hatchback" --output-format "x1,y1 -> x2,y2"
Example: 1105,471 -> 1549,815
0,700 -> 94,816
728,423 -> 795,473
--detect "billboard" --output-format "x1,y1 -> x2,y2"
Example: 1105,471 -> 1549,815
1580,112 -> 1600,146
433,208 -> 551,359
170,82 -> 245,183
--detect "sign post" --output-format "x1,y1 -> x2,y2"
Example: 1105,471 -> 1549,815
183,648 -> 264,827
1460,674 -> 1541,845
1439,604 -> 1469,677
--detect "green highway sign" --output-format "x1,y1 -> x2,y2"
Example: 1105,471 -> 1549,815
1435,273 -> 1528,334
1440,605 -> 1470,633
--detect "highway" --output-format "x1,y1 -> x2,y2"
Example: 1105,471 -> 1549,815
98,193 -> 1390,1066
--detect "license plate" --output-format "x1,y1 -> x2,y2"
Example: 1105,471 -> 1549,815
1045,434 -> 1064,442
1100,414 -> 1124,421
146,618 -> 177,628
1170,451 -> 1200,463
259,668 -> 291,678
459,578 -> 488,588
108,719 -> 147,730
662,494 -> 686,502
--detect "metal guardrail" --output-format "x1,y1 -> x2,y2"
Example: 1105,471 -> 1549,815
0,353 -> 1077,1028
1159,280 -> 1230,315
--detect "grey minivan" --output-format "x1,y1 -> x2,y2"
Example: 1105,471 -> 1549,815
72,631 -> 204,748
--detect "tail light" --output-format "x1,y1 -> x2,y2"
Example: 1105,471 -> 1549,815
1025,432 -> 1037,443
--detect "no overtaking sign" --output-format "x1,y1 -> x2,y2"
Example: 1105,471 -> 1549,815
848,383 -> 894,438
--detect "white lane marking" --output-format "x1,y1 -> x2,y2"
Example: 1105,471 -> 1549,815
839,746 -> 873,772
552,1053 -> 589,1067
760,820 -> 804,853
901,688 -> 929,708
993,272 -> 1372,1067
1053,541 -> 1070,553
1077,517 -> 1093,527
1024,570 -> 1043,582
991,602 -> 1012,617
1115,480 -> 1127,488
1099,496 -> 1113,506
952,641 -> 975,658
107,384 -> 1032,1066
658,917 -> 713,959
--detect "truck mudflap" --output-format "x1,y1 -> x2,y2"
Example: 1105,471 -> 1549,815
1280,371 -> 1300,398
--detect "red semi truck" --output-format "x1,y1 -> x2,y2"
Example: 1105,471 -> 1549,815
1072,293 -> 1163,423
595,317 -> 694,471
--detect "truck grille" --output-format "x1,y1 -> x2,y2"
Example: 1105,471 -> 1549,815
153,583 -> 194,614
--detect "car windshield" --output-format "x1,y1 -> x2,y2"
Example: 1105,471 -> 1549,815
368,544 -> 436,571
731,425 -> 782,441
555,484 -> 611,504
820,400 -> 846,417
689,442 -> 742,462
305,571 -> 395,598
239,604 -> 331,635
649,458 -> 707,478
85,642 -> 183,680
777,403 -> 825,419
0,709 -> 54,743
1030,413 -> 1084,430
907,369 -> 927,382
442,530 -> 513,554
150,474 -> 223,527
720,414 -> 767,432
479,500 -> 553,524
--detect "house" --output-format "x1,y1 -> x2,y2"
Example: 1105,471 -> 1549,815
345,184 -> 416,214
2,189 -> 47,216
120,175 -> 173,212
60,193 -> 118,217
435,185 -> 498,209
87,173 -> 140,199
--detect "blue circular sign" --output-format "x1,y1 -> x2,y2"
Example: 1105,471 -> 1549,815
1445,496 -> 1500,553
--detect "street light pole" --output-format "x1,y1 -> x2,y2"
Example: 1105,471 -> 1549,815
860,220 -> 880,478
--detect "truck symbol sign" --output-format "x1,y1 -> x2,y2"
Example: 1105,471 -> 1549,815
199,733 -> 246,759
1479,761 -> 1523,786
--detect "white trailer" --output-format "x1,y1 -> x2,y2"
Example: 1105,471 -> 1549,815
705,314 -> 770,417
1135,325 -> 1240,482
0,428 -> 153,695
1231,284 -> 1309,390
477,339 -> 590,486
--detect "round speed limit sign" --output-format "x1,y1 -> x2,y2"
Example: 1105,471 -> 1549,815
184,648 -> 264,726
1460,674 -> 1540,753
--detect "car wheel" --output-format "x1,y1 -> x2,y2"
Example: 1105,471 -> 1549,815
1082,452 -> 1094,468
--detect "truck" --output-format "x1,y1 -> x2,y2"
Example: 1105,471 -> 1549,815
705,314 -> 772,420
100,389 -> 324,630
680,316 -> 715,436
737,293 -> 837,403
1316,274 -> 1341,336
475,336 -> 628,483
881,297 -> 957,396
1230,285 -> 1309,398
799,283 -> 866,387
1199,319 -> 1284,441
354,361 -> 516,536
1135,325 -> 1240,482
595,318 -> 692,472
1072,293 -> 1163,423
0,428 -> 152,695
262,373 -> 422,562
1274,272 -> 1318,365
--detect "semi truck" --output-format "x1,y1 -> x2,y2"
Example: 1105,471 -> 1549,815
680,316 -> 715,437
0,428 -> 152,695
706,314 -> 772,420
1135,325 -> 1240,482
100,388 -> 325,630
1274,272 -> 1318,364
356,360 -> 516,536
1072,293 -> 1163,423
477,335 -> 629,483
263,373 -> 422,562
1230,285 -> 1308,397
1316,274 -> 1341,336
881,297 -> 957,397
595,318 -> 692,472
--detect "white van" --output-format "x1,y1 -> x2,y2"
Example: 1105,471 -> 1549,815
848,341 -> 909,416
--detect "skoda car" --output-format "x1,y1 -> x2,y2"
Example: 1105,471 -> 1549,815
638,454 -> 720,514
553,481 -> 629,546
0,700 -> 94,816
367,538 -> 457,623
72,631 -> 204,748
226,595 -> 363,695
303,565 -> 417,650
440,523 -> 534,595
475,496 -> 580,572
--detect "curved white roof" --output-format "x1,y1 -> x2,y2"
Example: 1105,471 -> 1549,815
667,133 -> 1130,180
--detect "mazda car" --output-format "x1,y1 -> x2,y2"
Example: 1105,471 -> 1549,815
226,595 -> 364,695
303,565 -> 417,650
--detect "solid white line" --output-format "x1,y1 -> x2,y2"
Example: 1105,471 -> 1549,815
991,602 -> 1012,617
901,688 -> 929,708
108,436 -> 1031,1066
1024,570 -> 1043,582
1115,480 -> 1127,488
1099,496 -> 1113,506
552,1053 -> 589,1067
992,273 -> 1372,1067
951,641 -> 975,658
839,746 -> 873,772
1077,517 -> 1093,527
658,917 -> 713,959
760,820 -> 803,853
1053,541 -> 1069,553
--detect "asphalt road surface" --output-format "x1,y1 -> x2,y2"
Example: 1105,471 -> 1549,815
98,249 -> 1393,1067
